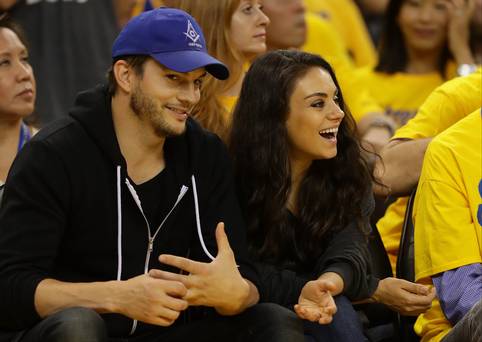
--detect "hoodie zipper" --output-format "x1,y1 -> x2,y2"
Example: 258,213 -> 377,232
124,179 -> 189,335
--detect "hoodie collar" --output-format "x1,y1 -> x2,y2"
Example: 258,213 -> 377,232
68,84 -> 205,185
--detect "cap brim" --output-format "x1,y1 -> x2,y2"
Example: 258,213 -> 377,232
151,50 -> 229,80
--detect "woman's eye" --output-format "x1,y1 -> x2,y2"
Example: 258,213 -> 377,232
242,5 -> 253,14
311,101 -> 324,108
0,59 -> 11,67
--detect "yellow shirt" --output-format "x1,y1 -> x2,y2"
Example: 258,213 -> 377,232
369,70 -> 445,274
302,12 -> 355,70
413,110 -> 482,342
302,13 -> 383,121
304,0 -> 376,68
218,95 -> 237,123
356,68 -> 445,127
394,69 -> 482,140
131,0 -> 164,17
378,70 -> 482,274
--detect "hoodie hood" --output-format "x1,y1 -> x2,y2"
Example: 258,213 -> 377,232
69,85 -> 127,169
68,84 -> 208,184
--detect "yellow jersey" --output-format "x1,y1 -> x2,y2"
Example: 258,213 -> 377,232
413,109 -> 482,342
304,0 -> 376,68
378,69 -> 482,275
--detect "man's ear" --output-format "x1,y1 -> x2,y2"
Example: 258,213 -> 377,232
113,60 -> 134,94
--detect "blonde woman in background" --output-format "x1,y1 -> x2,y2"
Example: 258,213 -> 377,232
168,0 -> 269,141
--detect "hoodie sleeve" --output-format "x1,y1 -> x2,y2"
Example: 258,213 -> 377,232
313,191 -> 379,300
0,140 -> 70,330
189,134 -> 259,289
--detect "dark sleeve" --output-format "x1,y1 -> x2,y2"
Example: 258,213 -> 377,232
314,191 -> 379,300
189,135 -> 259,289
253,262 -> 309,308
0,141 -> 70,330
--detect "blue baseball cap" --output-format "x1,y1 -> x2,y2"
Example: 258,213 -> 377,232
112,7 -> 229,80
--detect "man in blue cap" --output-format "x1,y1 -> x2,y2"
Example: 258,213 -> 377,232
0,8 -> 304,341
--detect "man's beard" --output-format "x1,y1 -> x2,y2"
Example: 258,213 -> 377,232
130,84 -> 186,138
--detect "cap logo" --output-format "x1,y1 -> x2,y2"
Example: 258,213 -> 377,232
184,20 -> 203,49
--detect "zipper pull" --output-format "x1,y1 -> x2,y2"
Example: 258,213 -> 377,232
148,237 -> 154,253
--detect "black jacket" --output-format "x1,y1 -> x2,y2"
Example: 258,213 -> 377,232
247,192 -> 379,308
0,85 -> 257,336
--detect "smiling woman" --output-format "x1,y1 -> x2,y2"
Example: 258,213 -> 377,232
0,16 -> 36,185
230,50 -> 376,342
285,67 -> 345,163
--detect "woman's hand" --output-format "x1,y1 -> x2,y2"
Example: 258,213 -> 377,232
295,279 -> 338,324
446,0 -> 476,65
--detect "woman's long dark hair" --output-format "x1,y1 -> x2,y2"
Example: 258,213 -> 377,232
229,50 -> 372,267
375,0 -> 451,75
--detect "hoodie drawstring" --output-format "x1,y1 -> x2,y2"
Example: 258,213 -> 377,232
114,171 -> 216,335
191,175 -> 215,261
116,166 -> 122,281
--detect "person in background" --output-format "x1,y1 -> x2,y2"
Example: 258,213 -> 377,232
0,15 -> 35,186
373,68 -> 481,269
357,0 -> 478,153
371,68 -> 480,337
357,0 -> 476,128
413,109 -> 481,342
0,0 -> 120,126
355,0 -> 389,44
168,0 -> 269,141
469,0 -> 482,63
372,0 -> 478,282
304,0 -> 378,68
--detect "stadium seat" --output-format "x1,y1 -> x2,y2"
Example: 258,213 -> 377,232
396,189 -> 420,342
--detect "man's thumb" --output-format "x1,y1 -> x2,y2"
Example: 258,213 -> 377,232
215,222 -> 233,255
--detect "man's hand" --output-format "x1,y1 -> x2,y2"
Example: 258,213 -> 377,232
362,126 -> 392,154
372,277 -> 436,316
294,279 -> 337,325
115,274 -> 188,326
151,222 -> 251,316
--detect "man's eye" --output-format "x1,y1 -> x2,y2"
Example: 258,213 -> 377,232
166,74 -> 179,81
0,59 -> 11,67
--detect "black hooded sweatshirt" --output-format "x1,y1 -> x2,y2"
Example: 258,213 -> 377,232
0,85 -> 258,337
